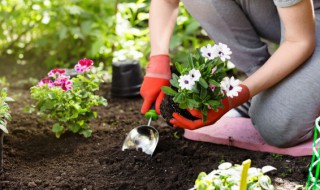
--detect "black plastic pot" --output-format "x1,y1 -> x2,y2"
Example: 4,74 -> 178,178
111,60 -> 143,98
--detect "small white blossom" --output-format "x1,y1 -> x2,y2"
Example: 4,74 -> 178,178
213,43 -> 232,62
200,44 -> 218,59
188,69 -> 201,82
220,76 -> 242,98
218,162 -> 232,170
178,75 -> 195,90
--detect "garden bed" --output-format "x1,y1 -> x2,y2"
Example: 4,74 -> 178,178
0,83 -> 311,189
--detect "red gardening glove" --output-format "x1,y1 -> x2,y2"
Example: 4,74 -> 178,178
169,84 -> 250,130
140,55 -> 171,114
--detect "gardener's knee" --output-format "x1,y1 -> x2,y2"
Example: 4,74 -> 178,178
250,111 -> 314,148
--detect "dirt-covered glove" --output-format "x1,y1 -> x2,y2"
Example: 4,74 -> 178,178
140,54 -> 171,114
169,84 -> 250,130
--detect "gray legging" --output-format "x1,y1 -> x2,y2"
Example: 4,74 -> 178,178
181,0 -> 320,147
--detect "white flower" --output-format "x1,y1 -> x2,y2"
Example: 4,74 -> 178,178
218,162 -> 232,170
261,166 -> 277,174
178,75 -> 195,90
200,44 -> 218,59
213,43 -> 232,62
220,76 -> 242,98
188,69 -> 201,82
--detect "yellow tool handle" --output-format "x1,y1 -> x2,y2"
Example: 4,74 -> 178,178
240,159 -> 251,190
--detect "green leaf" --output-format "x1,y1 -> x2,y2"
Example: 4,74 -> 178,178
209,79 -> 220,86
170,74 -> 180,88
185,20 -> 200,34
199,78 -> 208,88
186,99 -> 199,108
188,54 -> 195,68
208,100 -> 221,111
161,86 -> 177,96
200,88 -> 208,99
52,123 -> 64,138
174,62 -> 183,74
68,123 -> 80,133
173,93 -> 183,103
40,101 -> 55,111
79,129 -> 92,138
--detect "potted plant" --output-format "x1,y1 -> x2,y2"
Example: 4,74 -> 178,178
0,88 -> 14,172
161,43 -> 241,124
30,58 -> 108,138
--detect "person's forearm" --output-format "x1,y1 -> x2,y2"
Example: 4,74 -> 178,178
149,0 -> 179,56
243,0 -> 315,97
243,40 -> 315,97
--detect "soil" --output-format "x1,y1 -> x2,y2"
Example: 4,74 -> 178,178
0,83 -> 312,190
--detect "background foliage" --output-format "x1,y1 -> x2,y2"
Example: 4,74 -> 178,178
0,0 -> 210,75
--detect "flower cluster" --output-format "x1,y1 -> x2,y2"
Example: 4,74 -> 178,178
193,162 -> 276,190
162,43 -> 241,122
200,43 -> 232,61
74,58 -> 94,73
38,68 -> 73,91
31,58 -> 107,138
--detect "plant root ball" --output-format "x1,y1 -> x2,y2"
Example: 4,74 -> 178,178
160,95 -> 198,127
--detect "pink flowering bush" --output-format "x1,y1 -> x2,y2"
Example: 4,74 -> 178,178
30,58 -> 108,138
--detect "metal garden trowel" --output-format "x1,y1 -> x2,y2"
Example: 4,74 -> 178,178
122,105 -> 159,156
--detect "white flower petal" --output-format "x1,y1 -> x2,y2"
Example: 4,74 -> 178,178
188,69 -> 201,82
218,162 -> 232,170
262,166 -> 277,174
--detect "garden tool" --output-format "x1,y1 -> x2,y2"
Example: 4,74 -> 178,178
122,104 -> 159,156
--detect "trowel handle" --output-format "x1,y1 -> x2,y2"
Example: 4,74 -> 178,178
145,103 -> 158,121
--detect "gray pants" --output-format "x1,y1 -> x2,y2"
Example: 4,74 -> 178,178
182,0 -> 320,147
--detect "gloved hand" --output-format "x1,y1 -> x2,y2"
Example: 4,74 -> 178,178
140,54 -> 171,114
169,84 -> 250,130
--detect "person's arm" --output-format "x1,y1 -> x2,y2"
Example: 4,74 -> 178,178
243,0 -> 315,96
140,0 -> 180,114
149,0 -> 180,56
170,0 -> 316,130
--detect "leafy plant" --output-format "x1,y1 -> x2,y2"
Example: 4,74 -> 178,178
30,59 -> 108,138
162,43 -> 241,122
0,88 -> 14,172
193,162 -> 277,190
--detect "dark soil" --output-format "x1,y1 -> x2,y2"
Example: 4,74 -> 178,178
0,83 -> 312,190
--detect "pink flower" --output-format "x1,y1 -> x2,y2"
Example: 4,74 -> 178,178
38,77 -> 54,88
52,75 -> 73,91
48,68 -> 66,77
61,79 -> 73,91
74,58 -> 94,73
209,85 -> 216,91
53,75 -> 70,87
